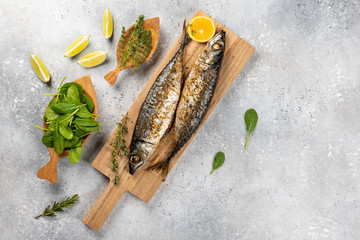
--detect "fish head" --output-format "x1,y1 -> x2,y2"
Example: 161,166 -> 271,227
129,155 -> 144,175
203,30 -> 226,64
129,141 -> 155,175
208,30 -> 226,52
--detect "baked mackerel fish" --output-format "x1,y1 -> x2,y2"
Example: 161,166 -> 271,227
129,21 -> 189,175
148,30 -> 226,181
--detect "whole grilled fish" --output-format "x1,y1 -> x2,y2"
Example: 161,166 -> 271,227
148,30 -> 226,180
129,21 -> 188,175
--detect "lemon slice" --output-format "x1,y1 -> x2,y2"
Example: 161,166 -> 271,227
30,53 -> 50,83
64,35 -> 90,57
103,8 -> 113,39
188,16 -> 216,43
77,51 -> 108,68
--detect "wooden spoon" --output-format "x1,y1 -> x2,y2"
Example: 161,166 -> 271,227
37,75 -> 98,184
104,17 -> 160,85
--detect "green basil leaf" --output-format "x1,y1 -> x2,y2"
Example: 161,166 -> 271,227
60,82 -> 83,95
83,95 -> 95,113
244,109 -> 258,149
53,121 -> 65,154
69,146 -> 82,164
42,131 -> 54,148
210,152 -> 225,174
75,107 -> 93,119
51,103 -> 84,114
59,123 -> 74,140
66,85 -> 80,104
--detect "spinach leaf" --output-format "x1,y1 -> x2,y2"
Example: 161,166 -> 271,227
42,130 -> 54,148
66,85 -> 80,103
74,128 -> 89,137
83,95 -> 94,113
60,82 -> 83,95
64,137 -> 81,149
51,103 -> 85,114
74,118 -> 99,132
44,100 -> 59,121
57,113 -> 74,127
69,147 -> 82,164
53,121 -> 65,154
210,152 -> 225,174
48,121 -> 56,131
244,109 -> 258,149
75,107 -> 93,119
59,123 -> 74,140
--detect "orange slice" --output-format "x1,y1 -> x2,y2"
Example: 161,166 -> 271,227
187,16 -> 216,43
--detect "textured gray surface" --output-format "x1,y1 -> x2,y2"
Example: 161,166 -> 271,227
1,0 -> 360,239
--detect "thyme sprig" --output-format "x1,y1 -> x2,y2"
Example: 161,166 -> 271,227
119,15 -> 152,72
110,116 -> 129,185
34,194 -> 80,219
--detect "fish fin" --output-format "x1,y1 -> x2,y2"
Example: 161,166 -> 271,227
147,161 -> 170,182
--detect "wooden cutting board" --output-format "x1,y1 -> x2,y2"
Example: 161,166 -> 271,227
83,9 -> 255,231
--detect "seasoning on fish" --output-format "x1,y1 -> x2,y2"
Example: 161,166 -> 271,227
148,30 -> 226,181
128,21 -> 189,175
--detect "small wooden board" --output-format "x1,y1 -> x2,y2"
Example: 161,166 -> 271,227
83,9 -> 255,231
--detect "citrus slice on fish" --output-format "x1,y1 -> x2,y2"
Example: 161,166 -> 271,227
103,8 -> 113,39
30,53 -> 51,83
64,35 -> 90,57
77,51 -> 108,68
187,16 -> 216,43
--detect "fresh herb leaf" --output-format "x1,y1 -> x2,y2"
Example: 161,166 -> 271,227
69,147 -> 82,164
42,131 -> 54,147
244,109 -> 258,149
60,82 -> 83,95
51,103 -> 85,114
53,121 -> 65,154
59,123 -> 74,140
34,194 -> 80,219
119,15 -> 152,72
114,176 -> 119,185
82,94 -> 95,113
65,85 -> 80,104
210,152 -> 225,174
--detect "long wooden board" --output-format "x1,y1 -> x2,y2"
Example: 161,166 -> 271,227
83,9 -> 255,231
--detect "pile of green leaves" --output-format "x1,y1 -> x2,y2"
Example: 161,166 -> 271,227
37,78 -> 100,164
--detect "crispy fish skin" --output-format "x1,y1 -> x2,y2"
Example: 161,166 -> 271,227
148,30 -> 226,180
129,22 -> 188,175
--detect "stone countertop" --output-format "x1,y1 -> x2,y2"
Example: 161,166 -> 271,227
1,0 -> 359,239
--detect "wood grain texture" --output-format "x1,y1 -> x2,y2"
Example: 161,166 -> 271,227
104,17 -> 160,85
37,75 -> 98,184
83,9 -> 255,231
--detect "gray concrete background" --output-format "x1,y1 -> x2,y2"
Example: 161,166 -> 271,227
1,0 -> 359,239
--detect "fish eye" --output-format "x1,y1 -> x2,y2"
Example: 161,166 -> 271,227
213,42 -> 223,50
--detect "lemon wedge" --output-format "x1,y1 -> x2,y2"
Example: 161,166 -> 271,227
103,8 -> 113,39
77,51 -> 108,68
30,53 -> 50,83
64,35 -> 90,57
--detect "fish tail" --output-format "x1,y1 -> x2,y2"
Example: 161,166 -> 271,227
146,159 -> 170,181
180,19 -> 190,47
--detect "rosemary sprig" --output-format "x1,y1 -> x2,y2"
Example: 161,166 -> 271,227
34,194 -> 80,219
119,15 -> 152,72
110,116 -> 129,185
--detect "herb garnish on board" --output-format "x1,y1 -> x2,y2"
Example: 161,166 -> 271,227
110,116 -> 129,185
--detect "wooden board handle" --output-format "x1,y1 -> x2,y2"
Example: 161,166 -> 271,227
104,67 -> 121,85
37,151 -> 61,184
82,180 -> 127,231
